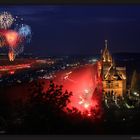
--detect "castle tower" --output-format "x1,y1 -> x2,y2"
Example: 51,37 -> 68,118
101,40 -> 112,64
101,40 -> 113,78
100,40 -> 126,97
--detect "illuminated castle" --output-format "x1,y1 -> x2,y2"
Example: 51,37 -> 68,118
100,40 -> 126,96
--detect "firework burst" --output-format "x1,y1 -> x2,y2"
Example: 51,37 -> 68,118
17,24 -> 32,43
0,12 -> 14,29
0,11 -> 32,61
5,30 -> 20,47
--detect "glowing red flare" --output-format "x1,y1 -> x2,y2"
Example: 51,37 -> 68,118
87,113 -> 91,117
9,71 -> 15,75
84,103 -> 90,109
40,63 -> 103,119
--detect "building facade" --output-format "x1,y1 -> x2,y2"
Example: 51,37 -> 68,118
99,40 -> 126,96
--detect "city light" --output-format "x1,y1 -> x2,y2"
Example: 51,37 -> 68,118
133,92 -> 139,97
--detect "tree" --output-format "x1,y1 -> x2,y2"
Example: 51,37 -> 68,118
14,80 -> 73,134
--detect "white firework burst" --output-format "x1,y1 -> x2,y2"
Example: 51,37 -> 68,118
0,12 -> 14,29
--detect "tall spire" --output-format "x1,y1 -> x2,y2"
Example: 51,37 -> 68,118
102,40 -> 112,63
105,40 -> 108,49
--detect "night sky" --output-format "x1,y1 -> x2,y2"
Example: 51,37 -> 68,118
1,5 -> 140,56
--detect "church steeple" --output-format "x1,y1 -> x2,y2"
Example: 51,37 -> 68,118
102,40 -> 112,63
105,40 -> 108,49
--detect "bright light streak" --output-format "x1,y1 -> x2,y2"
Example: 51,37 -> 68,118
64,75 -> 68,80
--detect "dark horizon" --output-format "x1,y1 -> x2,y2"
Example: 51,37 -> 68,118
1,5 -> 140,56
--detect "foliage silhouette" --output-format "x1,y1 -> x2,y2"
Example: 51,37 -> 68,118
16,80 -> 73,134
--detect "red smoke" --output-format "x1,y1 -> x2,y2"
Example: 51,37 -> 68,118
40,63 -> 103,118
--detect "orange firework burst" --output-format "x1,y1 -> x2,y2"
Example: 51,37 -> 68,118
5,30 -> 20,48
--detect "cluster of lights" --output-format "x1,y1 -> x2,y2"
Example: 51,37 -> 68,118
133,92 -> 139,97
78,88 -> 99,117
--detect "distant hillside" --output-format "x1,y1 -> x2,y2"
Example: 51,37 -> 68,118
113,52 -> 140,60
